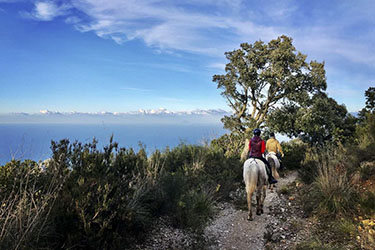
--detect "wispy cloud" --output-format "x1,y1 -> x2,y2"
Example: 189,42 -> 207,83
16,0 -> 373,66
120,87 -> 153,92
24,1 -> 71,21
15,1 -> 375,76
207,63 -> 226,71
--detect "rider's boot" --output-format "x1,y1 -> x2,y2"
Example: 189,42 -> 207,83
268,175 -> 278,184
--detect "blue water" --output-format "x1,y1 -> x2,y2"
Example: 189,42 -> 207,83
0,124 -> 226,165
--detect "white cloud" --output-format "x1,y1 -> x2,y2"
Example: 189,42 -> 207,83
35,108 -> 232,116
29,1 -> 71,21
65,16 -> 81,24
16,0 -> 375,74
64,0 -> 283,56
17,0 -> 373,67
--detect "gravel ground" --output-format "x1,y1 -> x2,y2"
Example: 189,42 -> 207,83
204,171 -> 298,250
131,171 -> 300,250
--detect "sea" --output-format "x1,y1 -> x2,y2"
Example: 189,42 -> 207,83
0,123 -> 227,166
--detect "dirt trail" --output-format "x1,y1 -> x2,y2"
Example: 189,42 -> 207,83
204,171 -> 298,250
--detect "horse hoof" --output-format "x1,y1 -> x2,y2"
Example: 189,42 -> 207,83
247,216 -> 253,221
256,211 -> 261,215
261,209 -> 264,214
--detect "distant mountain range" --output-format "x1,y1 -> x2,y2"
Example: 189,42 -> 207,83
0,109 -> 232,124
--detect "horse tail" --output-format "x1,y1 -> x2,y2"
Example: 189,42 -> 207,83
268,157 -> 279,179
243,159 -> 257,194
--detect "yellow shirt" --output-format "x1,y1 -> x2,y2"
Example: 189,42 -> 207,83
266,137 -> 284,156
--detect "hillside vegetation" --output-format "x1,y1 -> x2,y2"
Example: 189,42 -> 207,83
0,138 -> 243,249
1,34 -> 374,249
1,105 -> 374,249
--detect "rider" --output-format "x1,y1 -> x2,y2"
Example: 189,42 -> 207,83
266,132 -> 284,169
248,128 -> 278,184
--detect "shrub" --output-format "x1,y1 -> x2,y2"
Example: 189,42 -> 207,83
174,188 -> 216,231
0,160 -> 66,250
360,191 -> 375,214
281,139 -> 308,170
359,161 -> 375,181
298,147 -> 320,184
1,138 -> 243,249
331,218 -> 356,240
310,156 -> 358,217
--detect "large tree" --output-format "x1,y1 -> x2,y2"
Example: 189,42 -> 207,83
213,35 -> 327,134
267,92 -> 357,145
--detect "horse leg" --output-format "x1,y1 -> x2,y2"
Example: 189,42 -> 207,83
269,160 -> 276,192
260,185 -> 267,214
247,191 -> 253,220
256,187 -> 262,215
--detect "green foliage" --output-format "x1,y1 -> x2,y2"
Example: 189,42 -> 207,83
295,237 -> 340,250
360,191 -> 375,214
268,93 -> 356,146
174,188 -> 215,231
331,218 -> 356,240
213,35 -> 326,134
210,132 -> 245,158
356,112 -> 375,149
1,137 -> 242,249
359,161 -> 375,181
298,147 -> 320,184
278,185 -> 292,196
300,149 -> 358,217
281,139 -> 308,170
313,164 -> 357,216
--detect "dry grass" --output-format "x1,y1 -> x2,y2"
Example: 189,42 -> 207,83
0,163 -> 67,250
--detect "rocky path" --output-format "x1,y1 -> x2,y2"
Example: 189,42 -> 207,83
131,171 -> 300,250
204,171 -> 299,250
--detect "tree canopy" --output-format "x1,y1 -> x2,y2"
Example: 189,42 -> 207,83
213,35 -> 327,134
267,92 -> 357,145
359,86 -> 375,121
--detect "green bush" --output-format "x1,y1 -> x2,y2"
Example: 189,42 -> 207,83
331,218 -> 356,240
281,139 -> 308,170
0,137 -> 243,249
298,147 -> 320,184
359,161 -> 375,181
360,191 -> 375,214
309,159 -> 358,217
174,188 -> 215,231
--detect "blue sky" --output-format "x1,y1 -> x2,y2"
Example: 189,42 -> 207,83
0,0 -> 374,119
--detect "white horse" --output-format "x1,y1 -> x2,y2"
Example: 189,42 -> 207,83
266,152 -> 280,192
243,158 -> 268,221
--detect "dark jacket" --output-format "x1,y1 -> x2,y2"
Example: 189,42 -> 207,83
249,136 -> 266,158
